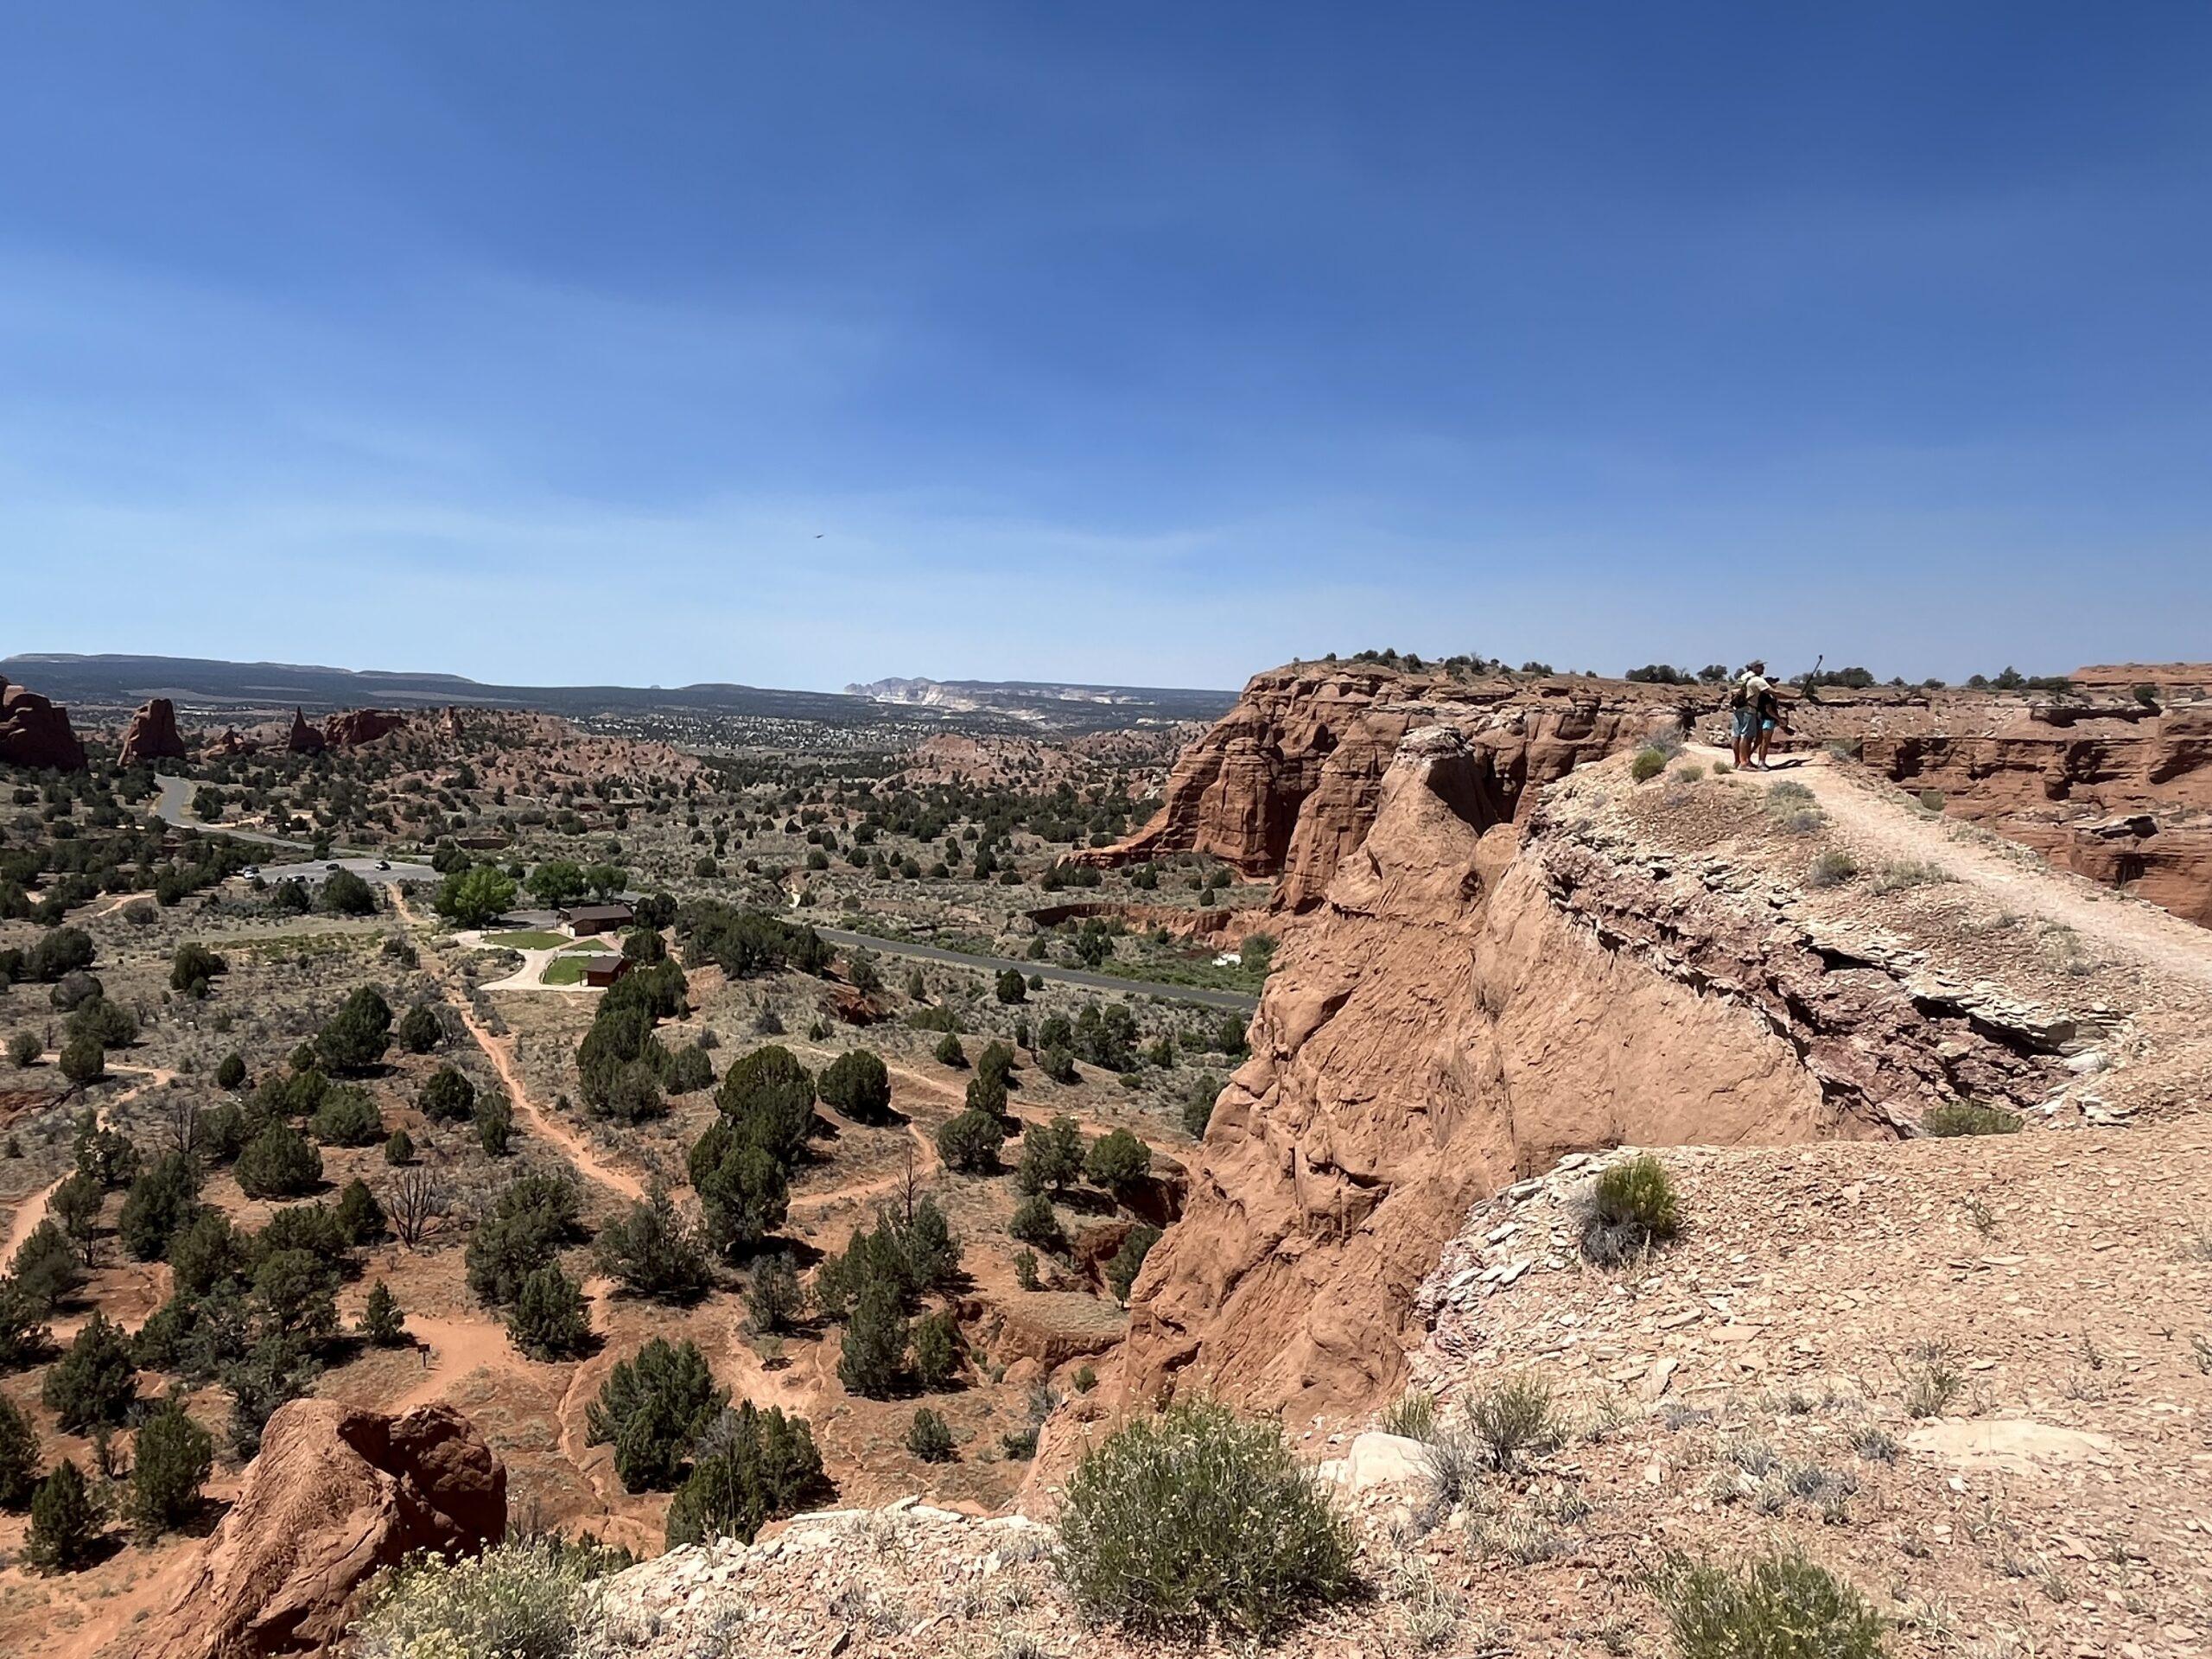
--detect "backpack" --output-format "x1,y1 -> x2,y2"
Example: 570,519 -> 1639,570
1730,682 -> 1748,709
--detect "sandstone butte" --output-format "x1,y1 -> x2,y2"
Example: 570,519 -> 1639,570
0,673 -> 88,772
118,696 -> 189,766
1077,659 -> 2212,925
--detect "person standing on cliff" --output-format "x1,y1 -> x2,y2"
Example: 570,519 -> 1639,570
1732,660 -> 1770,768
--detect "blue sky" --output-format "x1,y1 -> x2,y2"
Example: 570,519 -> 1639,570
4,3 -> 2209,690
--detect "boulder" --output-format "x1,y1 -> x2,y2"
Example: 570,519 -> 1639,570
119,696 -> 188,766
1316,1431 -> 1430,1495
0,674 -> 88,772
123,1400 -> 505,1659
1904,1419 -> 2118,1477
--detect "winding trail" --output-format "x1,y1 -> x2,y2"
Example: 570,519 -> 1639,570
392,888 -> 645,1202
2,1064 -> 175,1262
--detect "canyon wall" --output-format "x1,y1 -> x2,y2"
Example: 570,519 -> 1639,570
1122,723 -> 2081,1423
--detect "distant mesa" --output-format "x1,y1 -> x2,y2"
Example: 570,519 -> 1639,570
118,696 -> 188,766
846,674 -> 1237,728
0,672 -> 88,772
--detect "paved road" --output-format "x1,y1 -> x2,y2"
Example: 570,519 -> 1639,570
152,773 -> 437,886
814,925 -> 1259,1014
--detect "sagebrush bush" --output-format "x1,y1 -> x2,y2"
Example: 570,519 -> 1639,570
1648,1546 -> 1884,1659
1921,1102 -> 2023,1138
1057,1397 -> 1355,1639
1584,1154 -> 1681,1264
1380,1388 -> 1437,1440
354,1539 -> 599,1659
1464,1373 -> 1558,1471
1630,747 -> 1668,783
1807,849 -> 1859,888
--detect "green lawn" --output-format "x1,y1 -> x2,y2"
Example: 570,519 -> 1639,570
561,938 -> 613,952
485,929 -> 569,950
541,956 -> 591,986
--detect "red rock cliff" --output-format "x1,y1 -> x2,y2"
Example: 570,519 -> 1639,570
123,1400 -> 505,1659
1077,664 -> 1715,910
1121,728 -> 2077,1423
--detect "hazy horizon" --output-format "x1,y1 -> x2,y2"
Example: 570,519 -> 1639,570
7,3 -> 2209,691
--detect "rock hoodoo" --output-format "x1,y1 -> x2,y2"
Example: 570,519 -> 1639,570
0,673 -> 89,772
285,708 -> 327,753
118,696 -> 188,766
123,1400 -> 505,1659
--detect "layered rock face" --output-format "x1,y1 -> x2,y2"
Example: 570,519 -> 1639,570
118,696 -> 188,766
1856,711 -> 2212,925
1122,728 -> 2072,1422
0,674 -> 88,772
1077,665 -> 1712,910
124,1401 -> 505,1659
1090,663 -> 2212,927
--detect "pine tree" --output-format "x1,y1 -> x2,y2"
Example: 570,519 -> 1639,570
357,1279 -> 407,1347
594,1185 -> 710,1304
836,1277 -> 907,1399
118,1151 -> 202,1263
128,1395 -> 213,1537
383,1127 -> 415,1166
906,1406 -> 954,1462
584,1337 -> 727,1492
24,1458 -> 99,1571
0,1395 -> 41,1510
506,1265 -> 591,1360
911,1311 -> 961,1390
41,1312 -> 137,1431
743,1254 -> 804,1334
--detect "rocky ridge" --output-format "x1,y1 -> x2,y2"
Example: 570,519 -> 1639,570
1121,725 -> 2212,1427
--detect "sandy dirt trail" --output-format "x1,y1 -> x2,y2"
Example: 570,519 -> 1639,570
392,889 -> 646,1201
1,1063 -> 175,1261
1694,744 -> 2212,988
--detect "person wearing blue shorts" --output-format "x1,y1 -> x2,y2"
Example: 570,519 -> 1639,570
1731,659 -> 1770,768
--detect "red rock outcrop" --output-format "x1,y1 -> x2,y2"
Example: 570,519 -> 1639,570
0,674 -> 88,772
1090,663 -> 2212,928
1076,665 -> 1717,911
124,1400 -> 505,1659
323,707 -> 408,747
285,709 -> 326,753
118,696 -> 188,766
1121,727 -> 2080,1422
204,727 -> 260,758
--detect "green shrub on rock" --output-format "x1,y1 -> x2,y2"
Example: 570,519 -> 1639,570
1057,1398 -> 1354,1640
